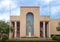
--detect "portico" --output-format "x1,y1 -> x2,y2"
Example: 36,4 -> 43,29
10,21 -> 50,38
40,21 -> 50,38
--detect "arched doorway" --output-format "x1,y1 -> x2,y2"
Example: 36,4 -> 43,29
26,12 -> 34,37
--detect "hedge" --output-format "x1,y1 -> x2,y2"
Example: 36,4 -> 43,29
0,40 -> 57,42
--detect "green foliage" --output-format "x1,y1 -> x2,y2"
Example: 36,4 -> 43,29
52,35 -> 57,40
56,27 -> 60,31
56,36 -> 60,42
1,34 -> 8,42
2,34 -> 8,40
0,40 -> 57,42
0,20 -> 14,40
56,22 -> 60,31
56,23 -> 60,42
51,34 -> 60,37
52,35 -> 60,42
0,21 -> 8,33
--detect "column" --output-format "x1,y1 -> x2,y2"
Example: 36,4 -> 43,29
9,22 -> 12,39
49,22 -> 50,38
43,22 -> 45,38
14,22 -> 17,38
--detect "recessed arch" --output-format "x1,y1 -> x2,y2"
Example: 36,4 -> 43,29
26,12 -> 34,37
26,12 -> 34,16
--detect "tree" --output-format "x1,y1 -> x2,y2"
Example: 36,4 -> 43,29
56,23 -> 60,31
0,20 -> 14,39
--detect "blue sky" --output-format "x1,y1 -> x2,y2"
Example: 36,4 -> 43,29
0,0 -> 60,21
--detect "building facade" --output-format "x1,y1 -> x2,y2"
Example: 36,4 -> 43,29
10,6 -> 60,39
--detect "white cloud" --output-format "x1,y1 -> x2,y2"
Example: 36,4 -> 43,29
0,8 -> 20,21
0,0 -> 20,21
11,8 -> 20,16
0,0 -> 10,9
0,0 -> 18,10
0,12 -> 9,21
36,0 -> 60,17
36,0 -> 53,5
51,6 -> 60,15
41,0 -> 52,3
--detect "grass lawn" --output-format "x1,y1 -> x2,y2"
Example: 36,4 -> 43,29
0,40 -> 57,42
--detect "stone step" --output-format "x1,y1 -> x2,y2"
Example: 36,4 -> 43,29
12,38 -> 52,40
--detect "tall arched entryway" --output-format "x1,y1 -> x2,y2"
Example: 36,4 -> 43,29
26,12 -> 34,37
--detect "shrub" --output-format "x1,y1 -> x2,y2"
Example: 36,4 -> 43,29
56,36 -> 60,42
52,35 -> 60,42
52,35 -> 57,40
1,34 -> 8,42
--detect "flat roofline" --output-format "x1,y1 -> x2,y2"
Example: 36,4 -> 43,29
10,16 -> 19,17
40,16 -> 50,17
20,6 -> 40,8
51,18 -> 60,20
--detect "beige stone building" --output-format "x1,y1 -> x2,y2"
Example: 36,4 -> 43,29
9,6 -> 60,39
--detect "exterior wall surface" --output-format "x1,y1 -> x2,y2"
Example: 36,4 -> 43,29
10,16 -> 20,21
20,6 -> 40,37
50,19 -> 60,35
40,16 -> 50,21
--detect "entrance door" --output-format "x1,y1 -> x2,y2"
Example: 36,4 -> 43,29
26,12 -> 34,37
